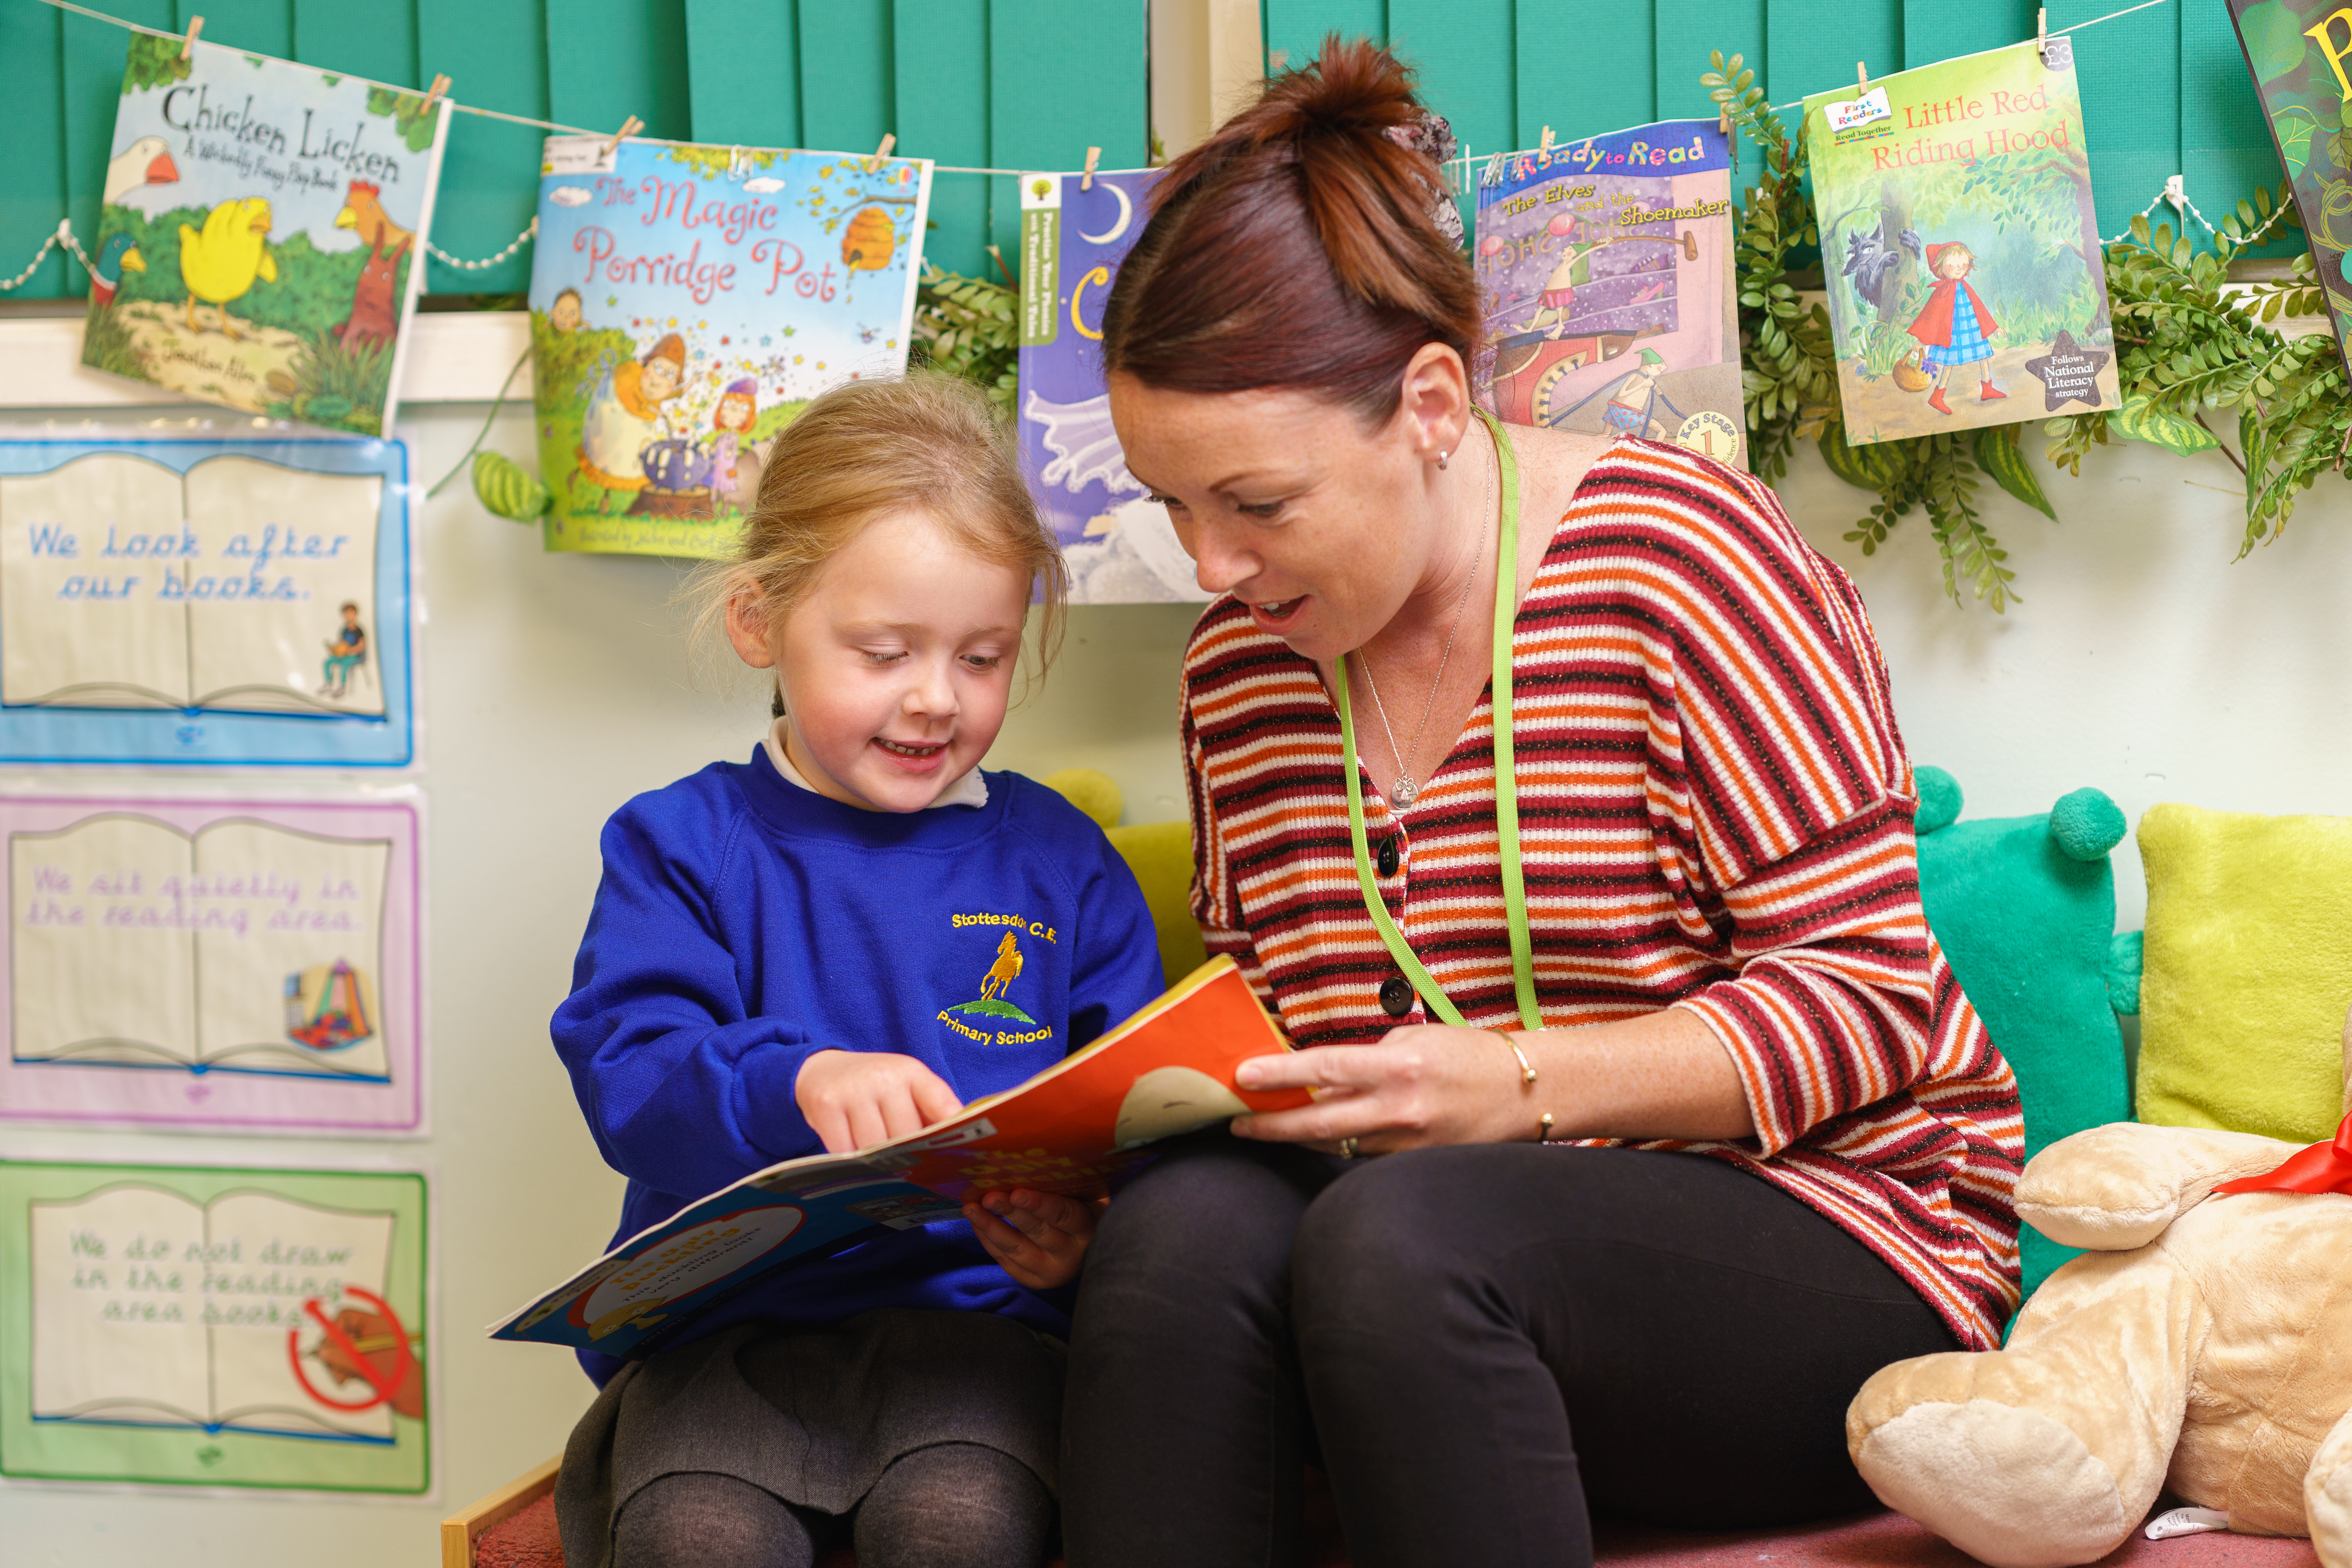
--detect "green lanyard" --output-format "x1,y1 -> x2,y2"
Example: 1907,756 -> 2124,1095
1333,407 -> 1541,1033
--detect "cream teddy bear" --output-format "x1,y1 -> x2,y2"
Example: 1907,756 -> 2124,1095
1845,1012 -> 2352,1568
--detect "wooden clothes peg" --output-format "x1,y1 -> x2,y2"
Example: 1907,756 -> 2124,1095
603,114 -> 643,159
181,15 -> 203,59
420,73 -> 450,116
864,132 -> 896,173
1856,61 -> 1870,97
1539,125 -> 1554,155
1082,146 -> 1101,190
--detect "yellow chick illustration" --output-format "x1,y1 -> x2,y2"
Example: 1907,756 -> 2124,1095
177,197 -> 277,339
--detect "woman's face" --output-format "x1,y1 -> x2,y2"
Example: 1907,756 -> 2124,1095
1110,367 -> 1458,664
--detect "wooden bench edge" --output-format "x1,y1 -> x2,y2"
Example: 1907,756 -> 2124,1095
440,1455 -> 562,1568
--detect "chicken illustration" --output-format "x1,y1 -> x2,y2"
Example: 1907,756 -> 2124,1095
102,135 -> 179,204
87,232 -> 146,309
332,181 -> 415,349
178,197 -> 277,338
979,931 -> 1024,1002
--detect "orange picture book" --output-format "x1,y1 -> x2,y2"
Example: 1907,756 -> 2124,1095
490,957 -> 1305,1356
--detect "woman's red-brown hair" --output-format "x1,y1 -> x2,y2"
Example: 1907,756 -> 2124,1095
1101,36 -> 1481,422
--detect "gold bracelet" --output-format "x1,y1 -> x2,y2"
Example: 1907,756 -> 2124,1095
1491,1029 -> 1537,1086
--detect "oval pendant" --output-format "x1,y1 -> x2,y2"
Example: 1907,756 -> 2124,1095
1392,776 -> 1418,806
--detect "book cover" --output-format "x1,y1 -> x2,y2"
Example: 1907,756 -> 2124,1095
1015,168 -> 1208,603
2225,0 -> 2352,376
1473,121 -> 1746,467
1803,40 -> 2121,444
492,957 -> 1307,1358
79,33 -> 450,438
527,137 -> 933,559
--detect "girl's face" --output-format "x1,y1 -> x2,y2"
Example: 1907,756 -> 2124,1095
718,394 -> 754,431
726,510 -> 1030,813
1937,250 -> 1972,279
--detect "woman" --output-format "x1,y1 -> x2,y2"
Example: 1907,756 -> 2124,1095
1059,40 -> 2024,1568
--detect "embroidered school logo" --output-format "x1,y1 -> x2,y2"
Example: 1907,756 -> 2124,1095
938,916 -> 1056,1045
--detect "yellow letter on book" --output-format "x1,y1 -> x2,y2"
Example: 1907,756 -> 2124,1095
2305,9 -> 2352,101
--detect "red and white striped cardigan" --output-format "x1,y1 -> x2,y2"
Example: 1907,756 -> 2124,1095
1179,438 -> 2024,1351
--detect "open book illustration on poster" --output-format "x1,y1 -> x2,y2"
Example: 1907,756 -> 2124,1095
1473,120 -> 1745,467
1015,168 -> 1210,603
1802,40 -> 2121,443
0,1161 -> 429,1492
0,793 -> 422,1135
494,957 -> 1306,1358
0,434 -> 412,767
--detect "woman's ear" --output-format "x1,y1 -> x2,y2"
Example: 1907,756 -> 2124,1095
722,578 -> 779,671
1395,342 -> 1474,465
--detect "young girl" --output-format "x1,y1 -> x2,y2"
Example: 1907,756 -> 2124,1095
709,377 -> 757,509
550,372 -> 1164,1568
1906,240 -> 2004,415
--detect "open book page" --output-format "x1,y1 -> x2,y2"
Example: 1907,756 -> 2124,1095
204,1191 -> 399,1441
0,453 -> 194,708
10,816 -> 199,1066
29,1185 -> 214,1427
182,458 -> 385,717
192,821 -> 393,1078
495,958 -> 1309,1355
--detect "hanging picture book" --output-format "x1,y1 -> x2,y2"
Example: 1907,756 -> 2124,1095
1015,168 -> 1207,603
527,137 -> 933,559
79,32 -> 450,437
0,1158 -> 428,1493
1802,39 -> 2120,445
1472,120 -> 1745,469
2225,0 -> 2352,375
0,431 -> 414,767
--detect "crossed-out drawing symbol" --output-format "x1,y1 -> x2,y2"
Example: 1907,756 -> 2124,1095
285,1285 -> 413,1413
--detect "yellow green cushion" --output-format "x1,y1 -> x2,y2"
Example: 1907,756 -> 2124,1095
2137,802 -> 2352,1143
1106,820 -> 1207,988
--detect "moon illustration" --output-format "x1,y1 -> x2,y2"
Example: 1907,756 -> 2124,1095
1076,180 -> 1133,246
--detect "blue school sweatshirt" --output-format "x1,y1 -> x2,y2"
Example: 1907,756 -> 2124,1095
552,749 -> 1164,1385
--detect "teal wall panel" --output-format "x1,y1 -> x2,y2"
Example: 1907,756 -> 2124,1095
1657,0 -> 1762,120
896,0 -> 992,278
1769,0 -> 1898,114
2055,0 -> 2178,244
686,0 -> 802,149
60,0 -> 176,294
1518,0 -> 1653,147
989,0 -> 1148,285
184,0 -> 293,60
1388,0 -> 1513,157
3,0 -> 69,297
419,0 -> 547,292
545,0 -> 693,141
293,0 -> 418,85
2181,0 -> 2291,255
800,0 -> 894,153
1903,0 -> 2034,71
1264,0 -> 1385,74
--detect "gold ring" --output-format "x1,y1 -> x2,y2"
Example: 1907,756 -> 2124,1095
1339,1137 -> 1360,1160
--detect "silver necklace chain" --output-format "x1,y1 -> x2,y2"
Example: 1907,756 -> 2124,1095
1357,426 -> 1496,808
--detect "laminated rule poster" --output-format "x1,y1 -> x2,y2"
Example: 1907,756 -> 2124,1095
1803,41 -> 2121,444
79,33 -> 450,435
528,138 -> 934,558
2226,0 -> 2352,373
0,434 -> 414,767
0,1159 -> 428,1493
0,794 -> 423,1135
1473,121 -> 1746,467
1016,169 -> 1209,604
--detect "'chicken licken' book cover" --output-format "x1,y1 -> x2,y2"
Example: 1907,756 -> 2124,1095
2225,0 -> 2352,376
491,957 -> 1308,1357
1471,120 -> 1745,468
527,137 -> 933,558
78,34 -> 450,438
1803,39 -> 2121,445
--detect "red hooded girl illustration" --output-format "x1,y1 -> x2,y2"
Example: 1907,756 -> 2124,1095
1906,241 -> 2005,416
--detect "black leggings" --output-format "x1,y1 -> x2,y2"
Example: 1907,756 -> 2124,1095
1060,1135 -> 1961,1568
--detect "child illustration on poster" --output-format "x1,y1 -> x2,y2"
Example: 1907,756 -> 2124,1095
1472,120 -> 1745,468
79,34 -> 449,436
2225,0 -> 2352,374
528,137 -> 933,559
1803,41 -> 2121,443
1015,169 -> 1211,604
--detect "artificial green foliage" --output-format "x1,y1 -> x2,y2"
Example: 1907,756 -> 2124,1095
364,87 -> 442,154
911,262 -> 1018,417
1704,51 -> 2351,606
121,34 -> 191,94
472,450 -> 550,521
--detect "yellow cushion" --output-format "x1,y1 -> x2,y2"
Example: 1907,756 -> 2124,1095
2137,802 -> 2352,1143
1107,820 -> 1207,989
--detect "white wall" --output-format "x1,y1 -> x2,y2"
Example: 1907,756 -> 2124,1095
4,395 -> 2345,1565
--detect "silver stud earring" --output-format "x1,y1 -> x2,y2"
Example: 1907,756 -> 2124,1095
1436,449 -> 1450,470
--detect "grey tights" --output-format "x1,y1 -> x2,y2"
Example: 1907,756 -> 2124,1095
611,1443 -> 1053,1568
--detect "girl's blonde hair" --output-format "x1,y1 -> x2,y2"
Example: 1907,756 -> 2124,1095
696,371 -> 1068,700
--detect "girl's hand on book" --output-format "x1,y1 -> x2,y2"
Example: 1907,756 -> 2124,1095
796,1050 -> 964,1154
963,1188 -> 1103,1290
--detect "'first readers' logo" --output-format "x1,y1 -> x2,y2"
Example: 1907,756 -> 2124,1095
938,915 -> 1056,1046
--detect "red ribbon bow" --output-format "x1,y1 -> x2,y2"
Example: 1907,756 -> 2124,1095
2213,1109 -> 2352,1198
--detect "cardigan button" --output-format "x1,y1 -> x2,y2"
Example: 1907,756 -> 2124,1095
1379,975 -> 1414,1017
1377,835 -> 1400,879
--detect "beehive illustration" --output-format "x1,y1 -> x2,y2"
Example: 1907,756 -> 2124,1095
842,206 -> 897,271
